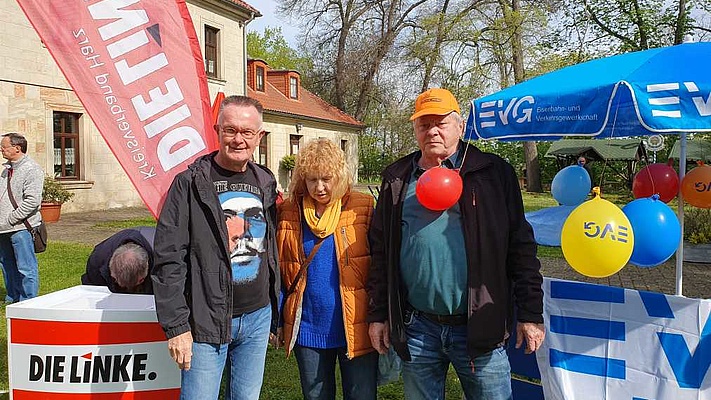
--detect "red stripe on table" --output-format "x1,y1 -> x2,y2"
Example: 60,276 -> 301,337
10,319 -> 167,345
13,389 -> 180,399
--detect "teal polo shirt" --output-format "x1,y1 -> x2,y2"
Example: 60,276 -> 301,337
399,150 -> 468,315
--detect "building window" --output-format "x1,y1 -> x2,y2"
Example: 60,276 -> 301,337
341,140 -> 348,152
53,111 -> 81,179
289,76 -> 298,99
290,135 -> 301,155
256,67 -> 265,91
204,26 -> 219,78
259,132 -> 268,166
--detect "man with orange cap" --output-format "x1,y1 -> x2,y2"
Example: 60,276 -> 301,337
366,88 -> 545,399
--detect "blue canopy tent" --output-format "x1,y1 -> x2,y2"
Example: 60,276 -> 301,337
464,41 -> 711,296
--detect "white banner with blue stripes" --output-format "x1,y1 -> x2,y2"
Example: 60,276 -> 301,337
536,278 -> 711,400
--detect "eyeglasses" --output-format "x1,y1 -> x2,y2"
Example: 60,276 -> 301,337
218,126 -> 261,139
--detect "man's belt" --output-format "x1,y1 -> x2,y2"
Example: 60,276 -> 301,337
415,309 -> 468,326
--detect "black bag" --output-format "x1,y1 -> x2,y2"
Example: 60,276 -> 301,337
31,221 -> 48,253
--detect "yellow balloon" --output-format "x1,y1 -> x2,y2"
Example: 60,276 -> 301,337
561,195 -> 634,278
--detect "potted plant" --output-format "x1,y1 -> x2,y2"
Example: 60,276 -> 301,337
279,154 -> 296,172
40,176 -> 75,223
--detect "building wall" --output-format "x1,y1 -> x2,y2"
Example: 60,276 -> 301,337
260,115 -> 361,192
186,0 -> 249,98
0,0 -> 248,213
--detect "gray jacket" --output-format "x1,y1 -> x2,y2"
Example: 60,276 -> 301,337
0,155 -> 44,234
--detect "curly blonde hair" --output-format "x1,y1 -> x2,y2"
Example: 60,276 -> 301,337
288,138 -> 352,202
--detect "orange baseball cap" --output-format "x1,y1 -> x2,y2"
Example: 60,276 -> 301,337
409,88 -> 461,121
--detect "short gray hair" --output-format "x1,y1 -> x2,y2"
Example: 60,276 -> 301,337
109,243 -> 149,291
2,132 -> 27,153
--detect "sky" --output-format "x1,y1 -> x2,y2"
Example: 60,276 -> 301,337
246,0 -> 300,47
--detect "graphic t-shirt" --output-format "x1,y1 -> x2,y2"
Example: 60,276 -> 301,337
211,157 -> 270,316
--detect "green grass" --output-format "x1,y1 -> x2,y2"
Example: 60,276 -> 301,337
520,189 -> 635,212
93,217 -> 156,229
537,245 -> 564,258
521,191 -> 559,212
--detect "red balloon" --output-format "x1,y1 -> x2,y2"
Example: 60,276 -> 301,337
681,164 -> 711,208
415,167 -> 463,211
632,163 -> 679,203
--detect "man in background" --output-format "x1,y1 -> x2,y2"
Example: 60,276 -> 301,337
0,132 -> 43,303
81,226 -> 155,294
577,156 -> 593,181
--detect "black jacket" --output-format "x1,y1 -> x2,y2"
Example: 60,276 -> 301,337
151,153 -> 280,344
366,141 -> 543,360
81,227 -> 155,294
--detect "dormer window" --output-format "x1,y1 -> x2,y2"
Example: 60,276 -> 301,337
256,66 -> 265,91
289,76 -> 298,99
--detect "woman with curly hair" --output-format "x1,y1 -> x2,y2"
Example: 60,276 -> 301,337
276,138 -> 377,399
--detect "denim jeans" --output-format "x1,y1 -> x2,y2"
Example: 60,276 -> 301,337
0,229 -> 39,303
293,345 -> 378,400
402,312 -> 512,400
180,304 -> 271,400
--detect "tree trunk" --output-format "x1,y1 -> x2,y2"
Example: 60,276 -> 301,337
509,0 -> 542,192
334,25 -> 350,111
420,0 -> 450,92
674,0 -> 688,45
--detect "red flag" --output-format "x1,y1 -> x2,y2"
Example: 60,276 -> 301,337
212,91 -> 225,126
15,0 -> 218,217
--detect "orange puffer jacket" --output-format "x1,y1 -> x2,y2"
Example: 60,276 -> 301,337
277,191 -> 375,359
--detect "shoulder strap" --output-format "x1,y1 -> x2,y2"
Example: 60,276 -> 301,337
286,238 -> 325,296
6,169 -> 34,232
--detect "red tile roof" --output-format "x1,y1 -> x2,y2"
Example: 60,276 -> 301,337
226,0 -> 260,16
248,78 -> 364,128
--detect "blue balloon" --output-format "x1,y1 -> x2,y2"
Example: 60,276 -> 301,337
622,196 -> 681,268
551,165 -> 591,206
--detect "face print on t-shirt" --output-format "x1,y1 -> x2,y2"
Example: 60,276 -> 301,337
219,191 -> 266,283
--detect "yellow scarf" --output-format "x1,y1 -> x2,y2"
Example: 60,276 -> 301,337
303,196 -> 342,238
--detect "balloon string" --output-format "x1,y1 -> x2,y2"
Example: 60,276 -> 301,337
600,102 -> 623,190
592,186 -> 601,198
645,159 -> 655,195
458,130 -> 470,175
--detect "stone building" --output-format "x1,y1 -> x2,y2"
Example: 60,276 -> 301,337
0,0 -> 361,213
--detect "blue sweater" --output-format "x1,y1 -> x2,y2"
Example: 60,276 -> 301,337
297,221 -> 346,349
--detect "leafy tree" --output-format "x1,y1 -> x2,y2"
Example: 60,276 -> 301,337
246,27 -> 312,72
280,0 -> 433,120
557,0 -> 708,52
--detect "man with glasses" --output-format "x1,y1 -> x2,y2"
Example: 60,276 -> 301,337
0,132 -> 44,303
152,95 -> 280,400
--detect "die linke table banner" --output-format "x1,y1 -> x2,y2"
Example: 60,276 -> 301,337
6,286 -> 180,399
15,0 -> 218,216
536,278 -> 711,400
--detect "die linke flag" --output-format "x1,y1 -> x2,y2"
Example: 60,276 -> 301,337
15,0 -> 219,216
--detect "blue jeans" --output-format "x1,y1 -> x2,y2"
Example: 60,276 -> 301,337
0,229 -> 39,303
180,304 -> 271,400
293,345 -> 378,400
402,312 -> 512,400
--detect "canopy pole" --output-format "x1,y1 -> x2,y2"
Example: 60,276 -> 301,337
675,133 -> 687,296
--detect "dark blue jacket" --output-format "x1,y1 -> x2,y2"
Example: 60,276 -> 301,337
81,227 -> 155,294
